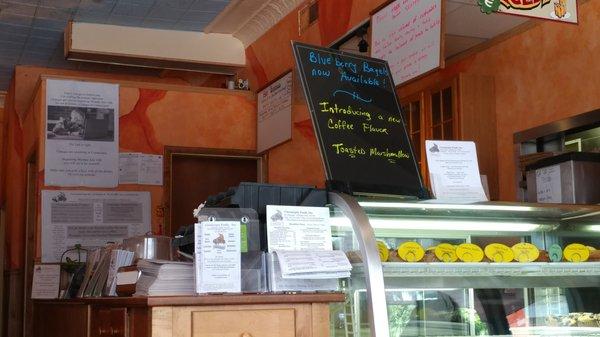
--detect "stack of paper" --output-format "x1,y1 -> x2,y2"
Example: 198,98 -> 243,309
104,250 -> 135,296
77,246 -> 117,298
275,250 -> 352,279
135,259 -> 194,296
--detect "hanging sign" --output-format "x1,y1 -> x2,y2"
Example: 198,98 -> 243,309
371,0 -> 443,85
479,0 -> 578,24
292,42 -> 425,196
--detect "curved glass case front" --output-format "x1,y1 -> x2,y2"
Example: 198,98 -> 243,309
329,196 -> 600,337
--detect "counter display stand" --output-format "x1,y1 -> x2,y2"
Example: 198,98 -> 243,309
328,192 -> 600,337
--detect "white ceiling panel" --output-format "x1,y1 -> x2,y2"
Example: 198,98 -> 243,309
155,0 -> 195,9
112,2 -> 152,17
1,2 -> 36,16
147,6 -> 186,20
445,1 -> 463,14
446,4 -> 528,39
107,14 -> 145,25
444,34 -> 487,58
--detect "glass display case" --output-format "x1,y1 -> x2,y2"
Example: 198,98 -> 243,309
327,192 -> 600,337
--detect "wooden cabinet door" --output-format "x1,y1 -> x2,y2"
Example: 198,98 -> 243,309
33,302 -> 88,337
192,309 -> 295,337
154,303 -> 321,337
90,307 -> 127,337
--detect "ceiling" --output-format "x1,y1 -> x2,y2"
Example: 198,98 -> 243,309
0,0 -> 531,93
0,0 -> 230,91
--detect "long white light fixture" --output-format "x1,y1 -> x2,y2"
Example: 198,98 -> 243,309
329,216 -> 547,232
358,201 -> 536,212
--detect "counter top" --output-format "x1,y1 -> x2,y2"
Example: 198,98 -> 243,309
34,292 -> 346,307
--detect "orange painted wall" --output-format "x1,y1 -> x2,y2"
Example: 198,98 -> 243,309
400,0 -> 600,200
3,68 -> 255,269
244,0 -> 388,188
246,0 -> 600,201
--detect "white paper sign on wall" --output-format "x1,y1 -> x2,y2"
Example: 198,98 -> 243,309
257,72 -> 293,153
371,0 -> 443,85
536,164 -> 562,203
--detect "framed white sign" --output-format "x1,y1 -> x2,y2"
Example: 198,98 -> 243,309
371,0 -> 443,85
257,71 -> 293,153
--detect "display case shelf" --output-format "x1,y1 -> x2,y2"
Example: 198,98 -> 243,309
510,326 -> 600,337
351,262 -> 600,289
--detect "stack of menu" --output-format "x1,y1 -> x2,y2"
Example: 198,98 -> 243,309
75,246 -> 135,297
105,249 -> 135,296
135,259 -> 194,296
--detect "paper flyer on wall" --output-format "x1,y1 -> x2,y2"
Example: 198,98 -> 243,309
41,190 -> 151,262
31,264 -> 61,299
119,152 -> 163,185
195,221 -> 241,293
425,140 -> 488,203
45,79 -> 119,187
266,205 -> 332,252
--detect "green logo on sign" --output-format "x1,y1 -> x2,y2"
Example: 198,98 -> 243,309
478,0 -> 501,14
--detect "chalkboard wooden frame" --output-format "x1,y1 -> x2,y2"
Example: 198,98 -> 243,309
292,41 -> 428,198
370,0 -> 446,86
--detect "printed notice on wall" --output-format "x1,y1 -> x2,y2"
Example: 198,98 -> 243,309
266,205 -> 332,252
425,140 -> 488,203
257,72 -> 293,153
195,221 -> 241,293
45,79 -> 119,187
536,165 -> 562,203
119,152 -> 163,185
41,190 -> 151,262
31,264 -> 61,299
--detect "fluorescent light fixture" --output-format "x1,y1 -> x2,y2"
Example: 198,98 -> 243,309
330,216 -> 544,232
358,201 -> 535,212
583,225 -> 600,232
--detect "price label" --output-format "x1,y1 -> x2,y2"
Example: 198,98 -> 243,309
484,243 -> 514,263
563,243 -> 589,262
434,243 -> 458,262
456,243 -> 484,262
377,240 -> 390,262
549,244 -> 563,262
398,242 -> 425,262
512,243 -> 540,263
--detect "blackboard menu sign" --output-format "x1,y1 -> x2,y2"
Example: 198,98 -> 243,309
292,42 -> 425,197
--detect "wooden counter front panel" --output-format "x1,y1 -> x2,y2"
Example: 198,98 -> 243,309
153,303 -> 330,337
33,302 -> 89,337
90,307 -> 127,337
192,309 -> 295,337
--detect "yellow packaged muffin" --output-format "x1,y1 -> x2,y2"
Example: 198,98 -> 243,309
484,243 -> 514,262
434,243 -> 458,262
398,242 -> 425,262
376,240 -> 390,262
563,243 -> 589,262
512,242 -> 540,263
456,243 -> 484,262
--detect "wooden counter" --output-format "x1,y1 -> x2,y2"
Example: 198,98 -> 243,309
34,293 -> 345,337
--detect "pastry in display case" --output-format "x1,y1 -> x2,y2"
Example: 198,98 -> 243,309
327,194 -> 600,337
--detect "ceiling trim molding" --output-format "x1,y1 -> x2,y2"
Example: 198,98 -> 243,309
205,0 -> 304,46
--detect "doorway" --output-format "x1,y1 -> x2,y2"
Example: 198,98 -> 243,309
164,147 -> 264,236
